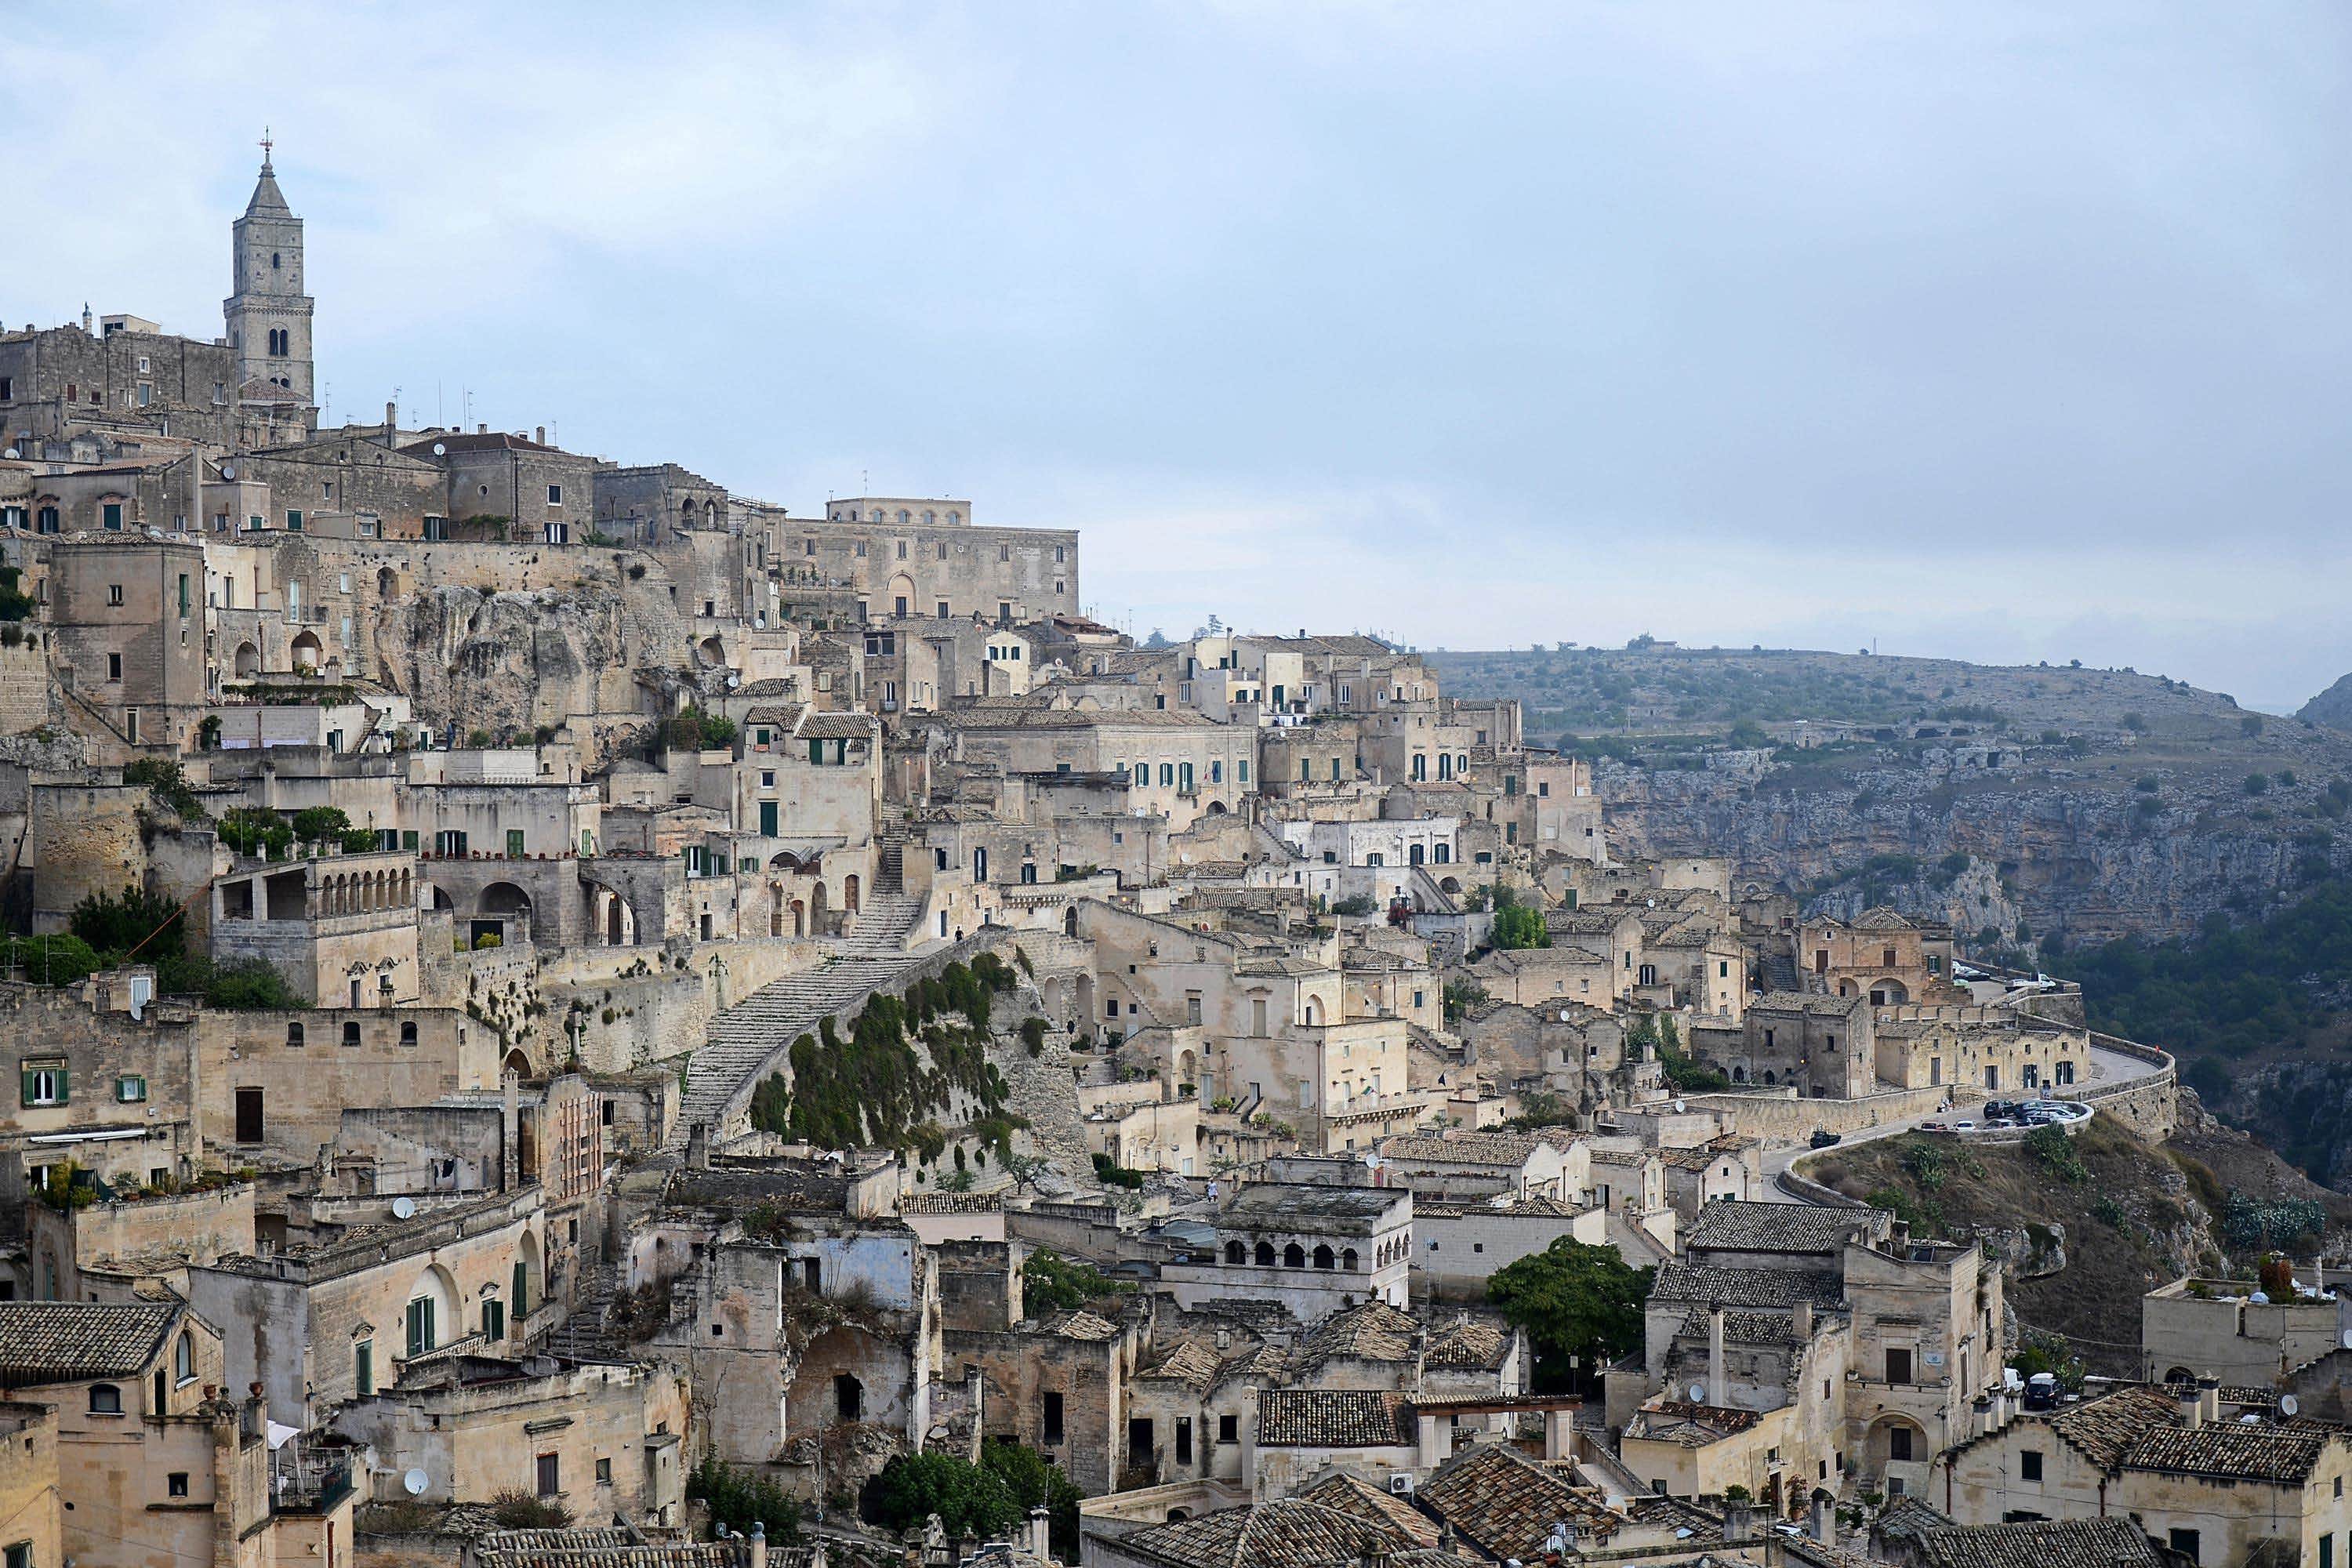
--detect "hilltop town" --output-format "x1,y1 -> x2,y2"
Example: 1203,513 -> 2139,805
2,153 -> 2346,1568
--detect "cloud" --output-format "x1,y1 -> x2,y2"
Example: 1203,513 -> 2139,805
9,2 -> 2349,706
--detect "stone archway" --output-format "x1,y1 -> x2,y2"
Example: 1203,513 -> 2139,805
233,641 -> 260,679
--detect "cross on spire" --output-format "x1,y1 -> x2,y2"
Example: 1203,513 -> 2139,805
259,126 -> 274,172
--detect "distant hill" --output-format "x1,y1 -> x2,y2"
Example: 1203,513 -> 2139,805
1428,644 -> 2352,946
2301,672 -> 2352,731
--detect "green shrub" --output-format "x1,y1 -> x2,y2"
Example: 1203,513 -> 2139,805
1021,1248 -> 1131,1315
1493,903 -> 1548,949
70,884 -> 184,963
216,808 -> 294,860
0,932 -> 102,986
2024,1125 -> 2089,1185
687,1457 -> 802,1543
865,1452 -> 1019,1541
123,757 -> 206,820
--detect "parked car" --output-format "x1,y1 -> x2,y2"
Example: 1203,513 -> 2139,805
1809,1128 -> 1842,1149
1952,1120 -> 1978,1133
1984,1100 -> 2023,1120
1917,1120 -> 1953,1134
1983,1117 -> 2020,1131
2023,1372 -> 2060,1411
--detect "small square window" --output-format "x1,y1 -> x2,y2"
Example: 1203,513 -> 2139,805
168,1472 -> 189,1497
546,485 -> 563,505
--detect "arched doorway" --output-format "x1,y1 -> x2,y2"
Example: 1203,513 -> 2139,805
376,567 -> 397,597
233,641 -> 260,678
698,635 -> 725,666
843,874 -> 860,916
808,881 -> 828,935
290,629 -> 323,670
503,1047 -> 533,1078
475,881 -> 532,947
790,898 -> 806,938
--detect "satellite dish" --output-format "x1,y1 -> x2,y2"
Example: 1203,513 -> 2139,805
402,1468 -> 429,1496
2281,1395 -> 2301,1417
2,448 -> 16,459
2339,1328 -> 2352,1352
1688,1382 -> 1708,1403
1363,1153 -> 1385,1171
390,1196 -> 418,1220
1672,1099 -> 1686,1114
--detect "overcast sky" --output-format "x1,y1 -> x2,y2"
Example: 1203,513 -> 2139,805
11,3 -> 2350,710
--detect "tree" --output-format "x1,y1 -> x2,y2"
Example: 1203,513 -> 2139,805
1022,1248 -> 1129,1315
864,1452 -> 1020,1540
687,1457 -> 802,1543
70,884 -> 184,963
980,1439 -> 1083,1560
1493,902 -> 1548,950
0,932 -> 101,987
291,806 -> 353,844
216,807 -> 293,860
1486,1237 -> 1653,1392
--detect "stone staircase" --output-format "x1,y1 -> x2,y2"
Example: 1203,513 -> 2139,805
542,1258 -> 629,1363
673,953 -> 918,1145
668,839 -> 935,1149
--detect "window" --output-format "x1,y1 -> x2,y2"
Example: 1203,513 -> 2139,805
1889,1426 -> 1914,1461
595,1457 -> 612,1485
400,1022 -> 418,1047
168,1472 -> 190,1497
5,1543 -> 31,1568
117,1074 -> 147,1103
2020,1450 -> 2043,1481
107,583 -> 125,606
1218,1414 -> 1239,1445
1044,1391 -> 1065,1445
546,485 -> 562,505
286,509 -> 303,532
536,1453 -> 561,1497
19,1065 -> 65,1107
355,1339 -> 373,1396
89,1384 -> 122,1414
342,1022 -> 361,1047
506,829 -> 526,858
2168,1530 -> 2200,1565
107,652 -> 122,681
405,1295 -> 437,1357
235,1087 -> 263,1143
103,503 -> 123,530
1885,1348 -> 1912,1384
483,1296 -> 506,1341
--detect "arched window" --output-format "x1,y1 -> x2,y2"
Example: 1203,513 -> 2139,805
1312,1245 -> 1335,1270
1341,1248 -> 1359,1271
1283,1243 -> 1305,1269
89,1384 -> 122,1414
271,252 -> 281,269
1254,1240 -> 1275,1266
175,1331 -> 194,1383
1225,1240 -> 1246,1265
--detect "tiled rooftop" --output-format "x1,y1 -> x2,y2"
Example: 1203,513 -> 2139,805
1683,1200 -> 1879,1255
0,1301 -> 179,1383
1907,1516 -> 2158,1568
1651,1260 -> 1844,1308
1255,1388 -> 1417,1447
1113,1497 -> 1416,1568
1416,1441 -> 1624,1558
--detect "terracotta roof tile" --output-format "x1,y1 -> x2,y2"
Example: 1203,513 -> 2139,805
0,1302 -> 178,1385
1254,1388 -> 1417,1447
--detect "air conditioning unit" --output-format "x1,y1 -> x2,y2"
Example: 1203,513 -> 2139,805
1388,1474 -> 1414,1496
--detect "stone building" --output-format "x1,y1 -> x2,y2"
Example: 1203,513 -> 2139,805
48,534 -> 208,749
0,1300 -> 354,1568
1730,992 -> 1876,1096
1158,1182 -> 1411,1319
1939,1381 -> 2352,1568
1797,907 -> 1960,1007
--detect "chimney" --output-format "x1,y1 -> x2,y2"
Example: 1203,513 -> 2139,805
535,426 -> 546,445
1027,1508 -> 1050,1561
477,423 -> 488,434
750,1522 -> 767,1568
2198,1374 -> 2221,1427
1792,1298 -> 1813,1341
1708,1304 -> 1727,1404
2179,1382 -> 2204,1430
1809,1488 -> 1834,1544
385,399 -> 397,434
1214,1326 -> 1231,1351
1723,1498 -> 1755,1544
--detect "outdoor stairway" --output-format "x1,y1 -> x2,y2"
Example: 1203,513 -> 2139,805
672,953 -> 917,1145
543,1258 -> 629,1363
668,846 -> 937,1149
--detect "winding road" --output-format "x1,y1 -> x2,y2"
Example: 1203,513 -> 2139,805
1762,1038 -> 2166,1202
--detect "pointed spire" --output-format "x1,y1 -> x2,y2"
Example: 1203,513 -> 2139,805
245,128 -> 292,218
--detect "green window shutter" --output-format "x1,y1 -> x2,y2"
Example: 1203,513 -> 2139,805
53,1069 -> 66,1103
808,738 -> 823,764
403,830 -> 419,851
506,829 -> 525,858
20,1070 -> 36,1107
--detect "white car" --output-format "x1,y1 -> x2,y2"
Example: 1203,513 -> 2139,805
1952,1119 -> 1978,1133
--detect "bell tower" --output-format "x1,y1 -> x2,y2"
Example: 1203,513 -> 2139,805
223,130 -> 316,420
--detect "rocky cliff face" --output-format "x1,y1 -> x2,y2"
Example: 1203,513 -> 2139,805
2302,672 -> 2352,731
373,583 -> 691,762
1598,754 -> 2321,945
